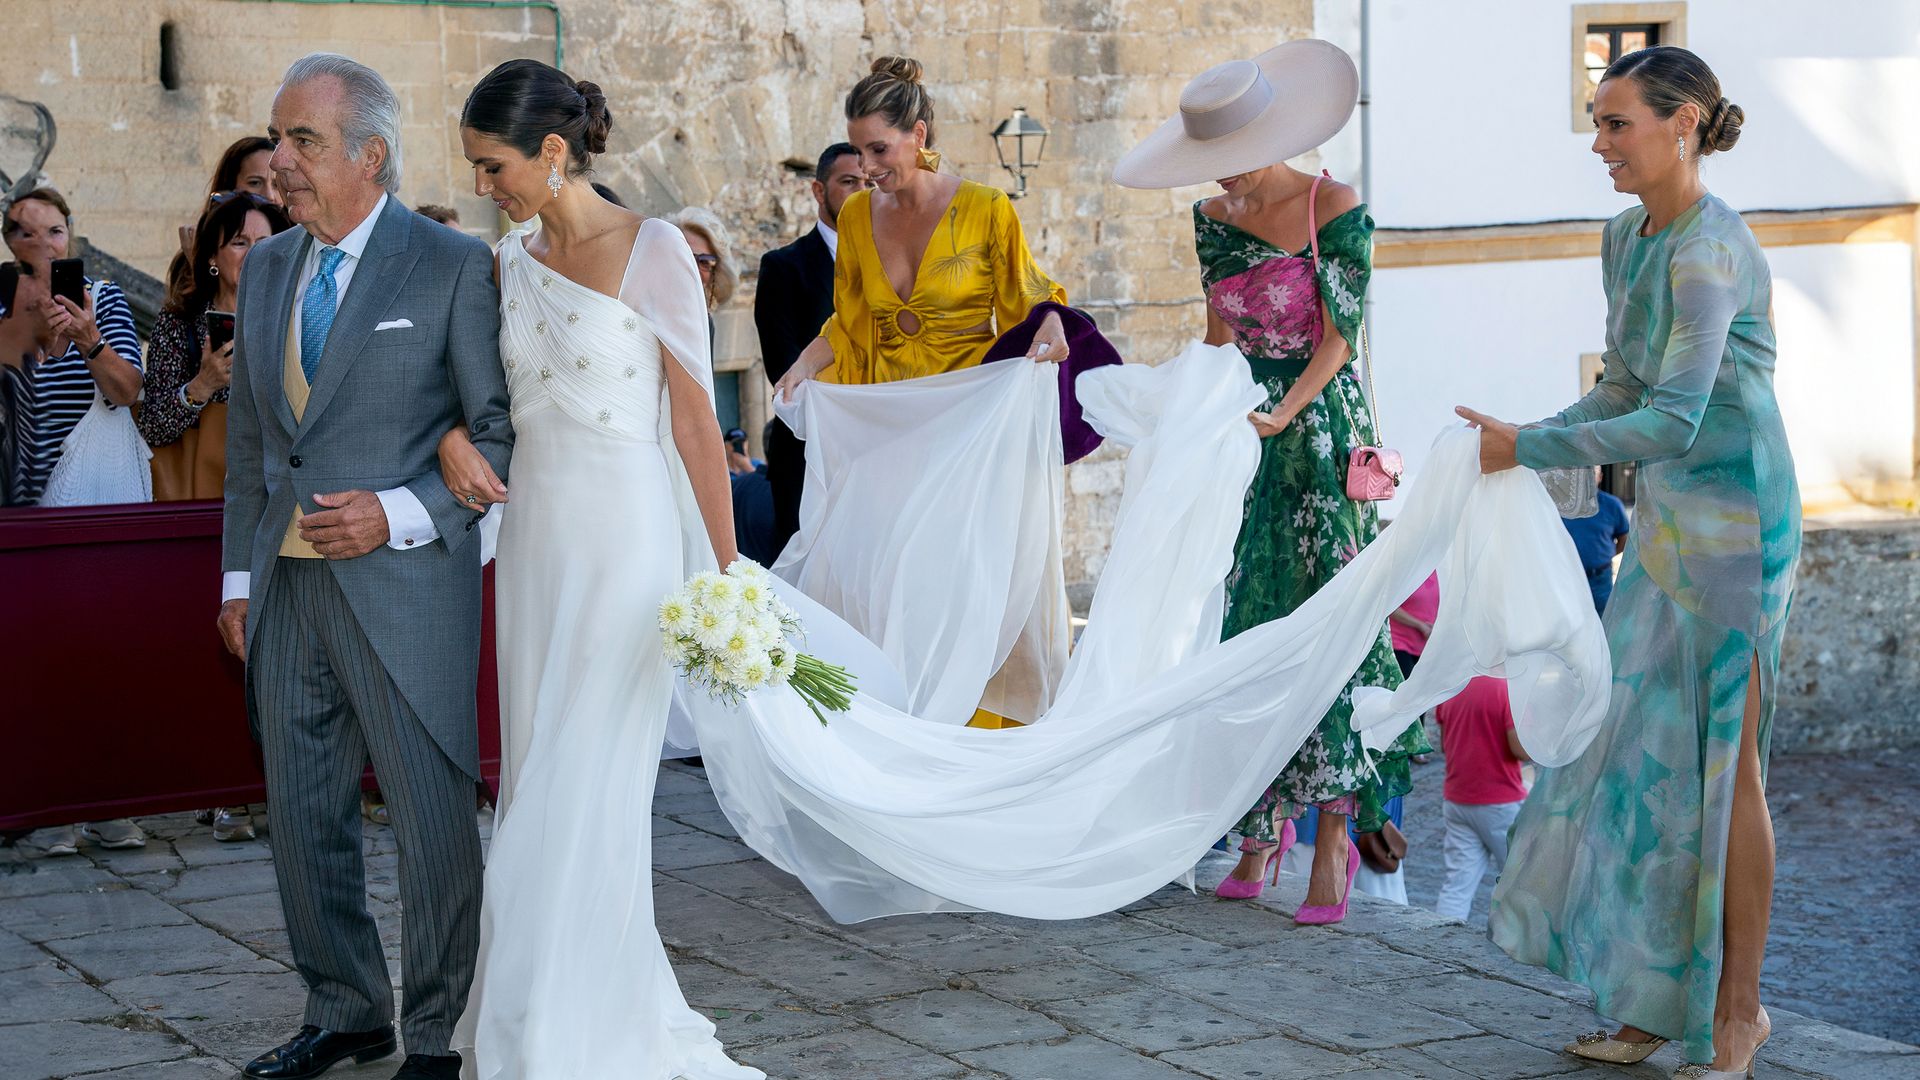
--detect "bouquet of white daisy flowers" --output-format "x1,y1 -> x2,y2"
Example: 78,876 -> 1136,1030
658,560 -> 856,725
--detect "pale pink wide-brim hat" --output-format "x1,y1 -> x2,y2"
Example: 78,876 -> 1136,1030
1113,39 -> 1359,189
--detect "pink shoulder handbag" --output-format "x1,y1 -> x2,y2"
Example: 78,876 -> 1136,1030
1306,171 -> 1401,502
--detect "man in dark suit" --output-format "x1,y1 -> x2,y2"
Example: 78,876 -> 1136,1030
754,141 -> 869,555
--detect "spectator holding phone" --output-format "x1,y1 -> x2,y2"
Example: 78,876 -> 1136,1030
0,187 -> 143,507
141,191 -> 292,501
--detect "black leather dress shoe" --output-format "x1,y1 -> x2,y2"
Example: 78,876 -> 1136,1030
242,1024 -> 397,1078
392,1053 -> 462,1080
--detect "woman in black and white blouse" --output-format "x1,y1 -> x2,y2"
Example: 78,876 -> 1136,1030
0,188 -> 143,508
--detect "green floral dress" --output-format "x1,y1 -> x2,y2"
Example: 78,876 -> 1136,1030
1194,199 -> 1428,840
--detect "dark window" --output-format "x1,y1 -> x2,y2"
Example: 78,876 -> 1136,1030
1582,23 -> 1661,120
159,23 -> 181,90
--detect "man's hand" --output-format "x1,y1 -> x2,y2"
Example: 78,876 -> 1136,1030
217,599 -> 249,661
298,490 -> 391,559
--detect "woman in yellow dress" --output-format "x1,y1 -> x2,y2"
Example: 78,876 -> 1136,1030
775,56 -> 1071,391
774,56 -> 1074,728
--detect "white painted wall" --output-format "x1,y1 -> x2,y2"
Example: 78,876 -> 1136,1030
1364,0 -> 1920,227
1369,241 -> 1917,514
1769,242 -> 1918,498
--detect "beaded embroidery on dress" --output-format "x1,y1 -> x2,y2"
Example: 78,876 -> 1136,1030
453,220 -> 761,1080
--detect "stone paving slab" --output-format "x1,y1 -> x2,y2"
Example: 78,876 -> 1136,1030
736,1025 -> 973,1080
856,989 -> 1069,1053
957,1034 -> 1199,1079
1,767 -> 1914,1080
1157,1031 -> 1369,1077
673,958 -> 851,1048
0,1018 -> 194,1078
1041,984 -> 1279,1053
47,921 -> 278,983
0,962 -> 127,1025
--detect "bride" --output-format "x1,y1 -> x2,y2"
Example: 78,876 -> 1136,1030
429,50 -> 1616,1080
436,60 -> 762,1079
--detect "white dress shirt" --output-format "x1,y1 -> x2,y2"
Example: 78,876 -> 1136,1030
222,194 -> 438,604
817,219 -> 839,261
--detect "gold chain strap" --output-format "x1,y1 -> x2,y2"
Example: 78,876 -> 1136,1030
1357,318 -> 1383,442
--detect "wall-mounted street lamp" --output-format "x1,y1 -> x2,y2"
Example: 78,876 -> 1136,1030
990,106 -> 1048,199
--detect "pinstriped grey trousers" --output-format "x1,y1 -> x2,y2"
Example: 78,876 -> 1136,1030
252,557 -> 482,1054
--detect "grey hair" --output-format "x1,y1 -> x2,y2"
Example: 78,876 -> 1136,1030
280,53 -> 404,194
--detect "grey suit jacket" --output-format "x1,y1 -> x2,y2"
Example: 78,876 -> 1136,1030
223,198 -> 513,776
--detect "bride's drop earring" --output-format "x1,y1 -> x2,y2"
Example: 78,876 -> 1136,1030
548,162 -> 564,198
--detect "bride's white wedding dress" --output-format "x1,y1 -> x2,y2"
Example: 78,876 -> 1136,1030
452,220 -> 761,1080
452,219 -> 1616,1080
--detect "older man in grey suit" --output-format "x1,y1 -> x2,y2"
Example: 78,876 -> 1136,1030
217,54 -> 511,1080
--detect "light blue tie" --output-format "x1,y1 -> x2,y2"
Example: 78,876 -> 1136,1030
300,246 -> 347,384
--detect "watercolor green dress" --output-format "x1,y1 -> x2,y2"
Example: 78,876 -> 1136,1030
1489,194 -> 1800,1064
1195,193 -> 1427,841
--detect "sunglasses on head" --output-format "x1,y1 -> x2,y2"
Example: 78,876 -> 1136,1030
208,190 -> 275,209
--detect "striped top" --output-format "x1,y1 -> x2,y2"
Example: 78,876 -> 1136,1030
0,278 -> 142,504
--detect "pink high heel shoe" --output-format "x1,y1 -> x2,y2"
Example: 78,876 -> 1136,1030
1293,836 -> 1359,925
1213,818 -> 1295,900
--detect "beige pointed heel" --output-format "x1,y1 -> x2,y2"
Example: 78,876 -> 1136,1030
1565,1030 -> 1669,1064
1674,1007 -> 1770,1079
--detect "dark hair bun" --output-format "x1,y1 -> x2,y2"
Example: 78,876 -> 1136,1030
870,55 -> 923,84
1703,97 -> 1743,153
575,79 -> 612,155
462,59 -> 613,175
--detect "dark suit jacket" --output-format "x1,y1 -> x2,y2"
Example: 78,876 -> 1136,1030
754,226 -> 835,553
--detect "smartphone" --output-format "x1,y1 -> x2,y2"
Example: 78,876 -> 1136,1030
0,262 -> 16,313
50,258 -> 85,308
203,310 -> 236,352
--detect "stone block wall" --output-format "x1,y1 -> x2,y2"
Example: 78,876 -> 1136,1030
1,0 -> 1318,592
0,0 -> 556,275
556,0 -> 1315,586
1776,519 -> 1920,752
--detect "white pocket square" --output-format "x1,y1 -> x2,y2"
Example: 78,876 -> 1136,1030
374,319 -> 414,331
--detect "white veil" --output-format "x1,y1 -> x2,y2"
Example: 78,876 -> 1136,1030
675,346 -> 1611,923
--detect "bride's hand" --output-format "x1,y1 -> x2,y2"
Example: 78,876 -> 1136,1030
439,425 -> 508,509
1455,406 -> 1520,474
1026,311 -> 1070,364
776,337 -> 834,402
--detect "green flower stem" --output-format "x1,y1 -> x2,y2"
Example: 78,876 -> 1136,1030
791,654 -> 857,725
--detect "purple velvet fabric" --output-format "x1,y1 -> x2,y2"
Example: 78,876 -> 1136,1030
981,301 -> 1122,464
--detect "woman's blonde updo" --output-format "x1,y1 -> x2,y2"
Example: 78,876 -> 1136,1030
846,55 -> 937,146
1603,45 -> 1742,156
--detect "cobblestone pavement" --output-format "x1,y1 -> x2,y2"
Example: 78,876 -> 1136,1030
1397,745 -> 1920,1047
3,760 -> 1916,1080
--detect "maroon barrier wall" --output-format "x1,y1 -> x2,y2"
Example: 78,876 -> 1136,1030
0,500 -> 501,833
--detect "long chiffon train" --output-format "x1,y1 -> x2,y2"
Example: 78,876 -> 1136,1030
685,345 -> 1611,924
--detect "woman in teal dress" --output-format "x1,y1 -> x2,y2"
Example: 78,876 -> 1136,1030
1459,47 -> 1796,1077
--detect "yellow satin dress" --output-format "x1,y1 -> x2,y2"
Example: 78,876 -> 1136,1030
822,178 -> 1068,728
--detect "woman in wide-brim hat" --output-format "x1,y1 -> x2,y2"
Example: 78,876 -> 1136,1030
1115,39 -> 1427,924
